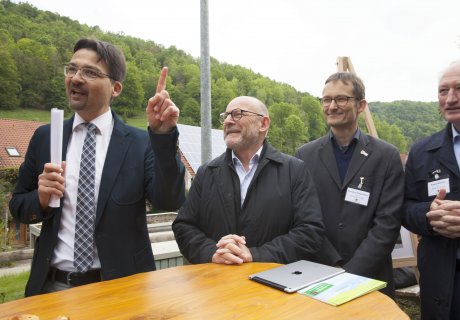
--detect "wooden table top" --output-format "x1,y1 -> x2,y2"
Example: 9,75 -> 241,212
0,263 -> 408,320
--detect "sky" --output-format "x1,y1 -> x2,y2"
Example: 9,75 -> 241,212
12,0 -> 460,102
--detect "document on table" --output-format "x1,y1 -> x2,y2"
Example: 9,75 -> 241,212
49,108 -> 64,208
298,272 -> 386,306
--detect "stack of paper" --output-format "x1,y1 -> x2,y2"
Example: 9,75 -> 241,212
298,272 -> 386,306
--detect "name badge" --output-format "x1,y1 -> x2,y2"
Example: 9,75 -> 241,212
427,178 -> 450,197
345,187 -> 370,206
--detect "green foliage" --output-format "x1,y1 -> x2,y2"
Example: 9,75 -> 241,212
370,101 -> 444,148
268,102 -> 309,154
112,62 -> 144,117
0,0 -> 443,156
0,167 -> 18,185
0,29 -> 20,109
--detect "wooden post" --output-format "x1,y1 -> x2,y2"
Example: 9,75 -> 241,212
336,57 -> 379,138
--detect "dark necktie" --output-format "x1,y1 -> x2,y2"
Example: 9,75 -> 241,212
74,122 -> 97,273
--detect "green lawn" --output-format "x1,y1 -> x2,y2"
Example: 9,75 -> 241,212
0,109 -> 147,130
0,271 -> 29,304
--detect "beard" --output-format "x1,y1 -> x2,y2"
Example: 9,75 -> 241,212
224,125 -> 260,152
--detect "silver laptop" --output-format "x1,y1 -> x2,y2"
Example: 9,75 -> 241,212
248,260 -> 345,293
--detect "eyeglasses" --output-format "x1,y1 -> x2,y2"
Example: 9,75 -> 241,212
64,64 -> 116,81
219,108 -> 264,124
320,96 -> 356,107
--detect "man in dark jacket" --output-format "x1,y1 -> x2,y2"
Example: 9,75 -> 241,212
403,60 -> 460,319
295,72 -> 404,298
172,96 -> 324,264
9,38 -> 185,296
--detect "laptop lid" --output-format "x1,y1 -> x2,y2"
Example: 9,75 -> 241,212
248,260 -> 345,293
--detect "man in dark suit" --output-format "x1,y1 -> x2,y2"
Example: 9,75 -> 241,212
9,38 -> 185,296
403,60 -> 460,319
295,72 -> 404,298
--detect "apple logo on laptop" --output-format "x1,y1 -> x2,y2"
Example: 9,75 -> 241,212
292,271 -> 302,275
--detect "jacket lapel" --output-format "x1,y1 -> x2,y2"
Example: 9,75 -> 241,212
62,116 -> 74,160
95,113 -> 132,225
319,137 -> 342,189
431,126 -> 460,179
211,151 -> 238,232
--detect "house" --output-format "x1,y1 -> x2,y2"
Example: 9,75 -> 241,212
0,118 -> 45,169
176,123 -> 227,190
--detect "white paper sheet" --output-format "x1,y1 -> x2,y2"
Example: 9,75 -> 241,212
49,108 -> 64,208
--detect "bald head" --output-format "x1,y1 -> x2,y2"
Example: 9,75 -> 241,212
227,96 -> 269,116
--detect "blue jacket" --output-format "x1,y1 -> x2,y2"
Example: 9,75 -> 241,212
403,124 -> 459,319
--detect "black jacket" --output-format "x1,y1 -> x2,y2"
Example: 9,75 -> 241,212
173,142 -> 325,264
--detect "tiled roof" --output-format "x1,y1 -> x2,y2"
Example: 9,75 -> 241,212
178,149 -> 194,177
0,118 -> 45,168
0,118 -> 216,177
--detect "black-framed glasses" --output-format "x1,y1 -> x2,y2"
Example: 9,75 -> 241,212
320,96 -> 355,107
64,64 -> 116,81
219,108 -> 264,124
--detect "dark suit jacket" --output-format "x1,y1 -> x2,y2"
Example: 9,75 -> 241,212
295,131 -> 404,297
9,112 -> 185,296
403,124 -> 459,319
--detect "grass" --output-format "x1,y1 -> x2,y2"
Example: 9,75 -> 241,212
0,109 -> 62,123
396,297 -> 420,320
0,271 -> 29,304
0,109 -> 148,130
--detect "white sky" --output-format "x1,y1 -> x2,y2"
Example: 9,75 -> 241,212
13,0 -> 460,102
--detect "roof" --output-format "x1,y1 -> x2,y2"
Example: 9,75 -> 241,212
0,119 -> 227,176
0,118 -> 45,168
177,124 -> 227,175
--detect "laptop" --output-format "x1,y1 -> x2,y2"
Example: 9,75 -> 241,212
248,260 -> 345,293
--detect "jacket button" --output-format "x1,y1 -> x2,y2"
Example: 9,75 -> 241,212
338,223 -> 344,229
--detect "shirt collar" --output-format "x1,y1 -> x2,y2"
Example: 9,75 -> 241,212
452,124 -> 460,142
232,145 -> 263,166
329,128 -> 360,146
72,108 -> 113,135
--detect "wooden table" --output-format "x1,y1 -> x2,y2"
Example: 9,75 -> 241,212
0,263 -> 408,319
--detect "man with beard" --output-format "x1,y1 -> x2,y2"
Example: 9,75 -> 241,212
9,38 -> 185,296
172,96 -> 324,265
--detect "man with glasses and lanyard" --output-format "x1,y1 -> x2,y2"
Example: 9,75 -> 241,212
173,96 -> 325,265
10,38 -> 185,296
295,72 -> 404,298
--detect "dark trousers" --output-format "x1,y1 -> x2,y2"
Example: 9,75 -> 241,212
451,269 -> 460,320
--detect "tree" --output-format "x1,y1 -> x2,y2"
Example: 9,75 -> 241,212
112,62 -> 144,118
0,30 -> 20,109
268,102 -> 308,154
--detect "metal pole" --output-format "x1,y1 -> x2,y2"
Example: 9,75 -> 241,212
200,0 -> 212,164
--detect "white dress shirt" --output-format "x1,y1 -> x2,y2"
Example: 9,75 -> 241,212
232,146 -> 263,207
51,109 -> 114,271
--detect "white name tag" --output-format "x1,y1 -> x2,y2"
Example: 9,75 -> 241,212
427,178 -> 450,197
345,187 -> 370,206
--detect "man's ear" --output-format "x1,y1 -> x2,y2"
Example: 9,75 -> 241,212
357,99 -> 367,114
111,81 -> 123,98
260,116 -> 270,133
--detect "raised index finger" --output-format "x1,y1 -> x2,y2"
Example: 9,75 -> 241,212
156,66 -> 168,93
